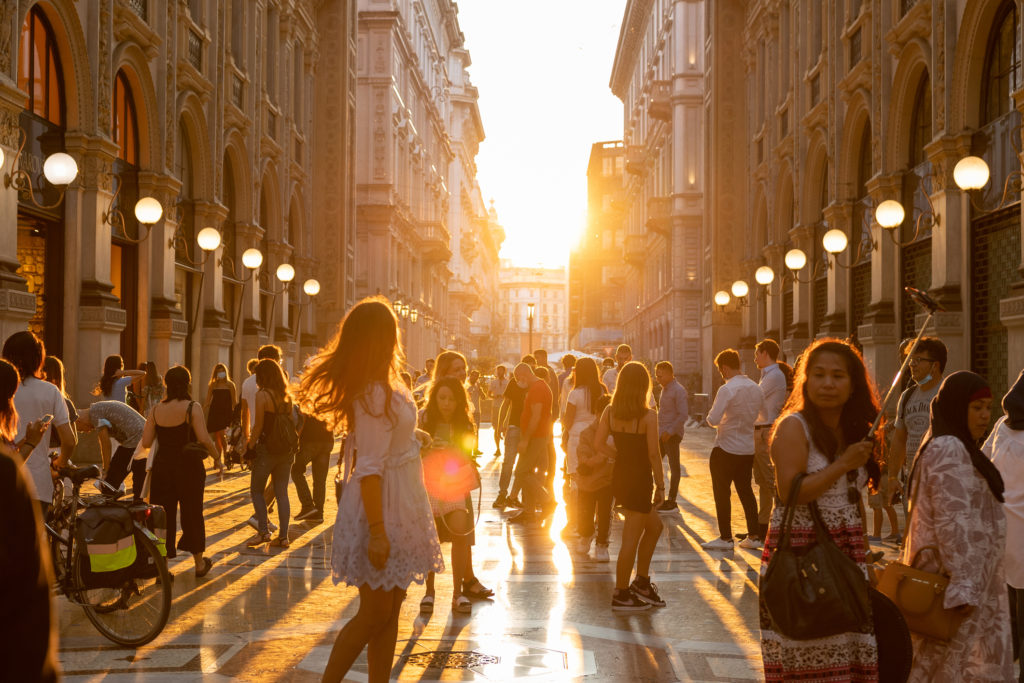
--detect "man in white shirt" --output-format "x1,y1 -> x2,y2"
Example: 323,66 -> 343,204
702,348 -> 763,550
2,331 -> 76,510
753,339 -> 787,540
602,344 -> 632,393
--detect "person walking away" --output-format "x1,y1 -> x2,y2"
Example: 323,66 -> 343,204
654,361 -> 688,513
760,339 -> 879,681
489,366 -> 509,456
295,297 -> 443,683
983,369 -> 1024,681
419,376 -> 486,614
42,356 -> 78,455
292,409 -> 335,525
890,337 -> 946,501
576,394 -> 614,561
593,361 -> 665,610
533,349 -> 561,421
558,354 -> 576,420
76,401 -> 146,500
753,340 -> 787,539
138,361 -> 165,416
494,359 -> 530,509
2,332 -> 76,515
562,357 -> 606,550
204,363 -> 236,473
466,370 -> 484,455
246,359 -> 300,547
508,363 -> 554,525
241,348 -> 283,532
93,354 -> 145,403
702,349 -> 763,550
139,365 -> 218,577
602,344 -> 632,393
902,371 -> 1012,681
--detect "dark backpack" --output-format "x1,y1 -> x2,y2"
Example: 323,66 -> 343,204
263,393 -> 300,458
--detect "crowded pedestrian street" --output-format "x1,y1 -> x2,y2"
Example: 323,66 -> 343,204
57,422 -> 899,682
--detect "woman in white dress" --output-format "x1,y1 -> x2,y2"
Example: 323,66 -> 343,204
296,297 -> 443,683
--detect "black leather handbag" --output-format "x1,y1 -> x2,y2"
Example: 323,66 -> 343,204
761,473 -> 873,640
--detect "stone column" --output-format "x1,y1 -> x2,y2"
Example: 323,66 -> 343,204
234,222 -> 266,370
147,174 -> 187,375
192,199 -> 231,387
1005,91 -> 1024,384
267,240 -> 296,375
63,132 -> 127,403
762,243 -> 784,342
782,224 -> 813,359
859,174 -> 901,387
923,135 -> 970,371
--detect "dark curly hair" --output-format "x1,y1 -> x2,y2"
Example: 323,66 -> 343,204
421,376 -> 475,446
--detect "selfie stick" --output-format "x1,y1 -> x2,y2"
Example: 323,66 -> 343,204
868,286 -> 945,435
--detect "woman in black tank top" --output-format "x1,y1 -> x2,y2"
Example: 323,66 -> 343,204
593,362 -> 666,611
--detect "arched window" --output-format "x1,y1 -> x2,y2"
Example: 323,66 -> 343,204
983,1 -> 1020,124
113,70 -> 139,164
909,75 -> 931,167
17,7 -> 64,126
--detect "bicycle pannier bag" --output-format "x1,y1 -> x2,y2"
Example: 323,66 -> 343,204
75,505 -> 137,588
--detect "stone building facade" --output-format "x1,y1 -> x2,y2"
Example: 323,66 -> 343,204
569,140 -> 626,356
611,0 -> 706,376
354,0 -> 498,370
705,0 -> 1024,404
498,262 -> 568,363
0,0 -> 357,405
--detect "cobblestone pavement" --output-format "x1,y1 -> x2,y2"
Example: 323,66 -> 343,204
57,425 -> 908,682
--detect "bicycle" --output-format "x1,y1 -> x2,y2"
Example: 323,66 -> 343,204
45,464 -> 172,647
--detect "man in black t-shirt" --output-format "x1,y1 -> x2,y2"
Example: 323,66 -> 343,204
292,414 -> 335,524
494,357 -> 534,509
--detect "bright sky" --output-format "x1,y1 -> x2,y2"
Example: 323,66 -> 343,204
457,1 -> 625,268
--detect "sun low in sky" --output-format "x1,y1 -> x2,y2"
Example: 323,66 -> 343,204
457,1 -> 625,269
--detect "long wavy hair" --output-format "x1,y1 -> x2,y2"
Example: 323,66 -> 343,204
572,357 -> 608,414
255,359 -> 292,410
432,350 -> 467,382
778,339 -> 881,488
94,354 -> 123,397
0,360 -> 19,442
421,376 -> 475,444
610,361 -> 651,421
42,356 -> 68,397
295,296 -> 404,432
209,362 -> 231,387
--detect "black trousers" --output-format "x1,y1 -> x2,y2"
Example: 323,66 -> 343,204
709,447 -> 759,540
577,485 -> 613,545
151,453 -> 207,558
661,434 -> 683,500
105,445 -> 147,502
291,439 -> 332,513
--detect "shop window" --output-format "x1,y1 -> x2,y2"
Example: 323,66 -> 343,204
113,71 -> 139,164
17,7 -> 64,126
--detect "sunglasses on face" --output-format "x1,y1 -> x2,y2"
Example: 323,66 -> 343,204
907,356 -> 936,367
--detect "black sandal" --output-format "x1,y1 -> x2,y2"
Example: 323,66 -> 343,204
462,578 -> 494,600
195,556 -> 213,578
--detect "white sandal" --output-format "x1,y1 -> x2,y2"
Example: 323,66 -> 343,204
419,594 -> 434,613
452,595 -> 472,614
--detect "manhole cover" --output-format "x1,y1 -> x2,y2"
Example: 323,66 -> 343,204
405,650 -> 500,669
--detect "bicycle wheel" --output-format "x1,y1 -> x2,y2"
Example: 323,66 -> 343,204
74,526 -> 172,647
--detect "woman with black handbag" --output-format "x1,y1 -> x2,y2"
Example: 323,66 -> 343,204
760,339 -> 880,681
139,365 -> 219,577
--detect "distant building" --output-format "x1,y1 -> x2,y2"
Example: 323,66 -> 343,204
498,262 -> 568,362
569,141 -> 626,357
611,0 -> 706,378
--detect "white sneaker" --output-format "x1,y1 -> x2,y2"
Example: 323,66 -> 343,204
247,516 -> 278,534
701,537 -> 734,550
594,544 -> 610,562
576,535 -> 593,555
738,536 -> 763,549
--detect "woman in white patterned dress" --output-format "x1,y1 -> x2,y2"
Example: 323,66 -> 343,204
902,370 -> 1012,682
760,339 -> 880,682
296,297 -> 443,683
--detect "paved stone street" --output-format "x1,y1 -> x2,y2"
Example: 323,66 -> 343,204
57,425 -> 906,682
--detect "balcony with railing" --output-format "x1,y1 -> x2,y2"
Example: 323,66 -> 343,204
418,220 -> 452,262
646,195 -> 672,236
648,80 -> 672,122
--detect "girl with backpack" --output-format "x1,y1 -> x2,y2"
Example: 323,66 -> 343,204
245,359 -> 299,547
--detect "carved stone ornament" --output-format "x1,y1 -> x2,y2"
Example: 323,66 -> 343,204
0,2 -> 14,76
0,108 -> 18,150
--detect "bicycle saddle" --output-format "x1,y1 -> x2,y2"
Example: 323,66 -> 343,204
61,464 -> 101,485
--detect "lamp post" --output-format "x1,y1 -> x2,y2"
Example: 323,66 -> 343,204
293,278 -> 321,371
267,262 -> 295,337
231,247 -> 264,342
527,302 -> 535,354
